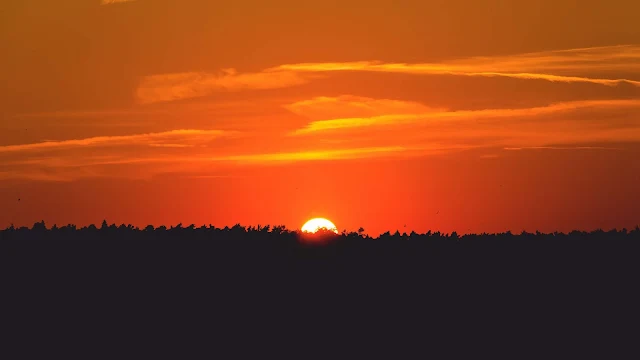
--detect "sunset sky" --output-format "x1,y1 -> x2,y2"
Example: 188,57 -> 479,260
1,0 -> 639,234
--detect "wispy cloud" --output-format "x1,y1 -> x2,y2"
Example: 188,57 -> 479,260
137,45 -> 640,104
136,69 -> 316,104
275,45 -> 640,75
273,62 -> 640,87
272,45 -> 640,86
0,123 -> 462,182
13,109 -> 162,119
503,146 -> 621,151
0,144 -> 451,182
282,95 -> 640,151
101,0 -> 136,5
0,170 -> 75,182
208,146 -> 412,164
291,98 -> 640,134
284,95 -> 440,120
13,100 -> 267,119
0,129 -> 231,153
3,146 -> 420,169
448,45 -> 640,73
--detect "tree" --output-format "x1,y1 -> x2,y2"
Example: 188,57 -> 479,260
32,221 -> 46,231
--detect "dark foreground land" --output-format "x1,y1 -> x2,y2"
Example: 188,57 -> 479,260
2,223 -> 640,358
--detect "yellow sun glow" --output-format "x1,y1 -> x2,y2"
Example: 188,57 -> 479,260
301,218 -> 339,234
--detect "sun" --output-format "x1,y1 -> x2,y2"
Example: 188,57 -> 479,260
301,218 -> 339,234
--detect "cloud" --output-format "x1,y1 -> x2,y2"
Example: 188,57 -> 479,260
284,96 -> 640,151
4,146 -> 416,168
0,144 -> 450,182
137,45 -> 640,103
291,99 -> 640,134
0,129 -> 231,153
13,100 -> 267,119
271,45 -> 640,86
448,45 -> 640,73
273,61 -> 640,87
208,146 -> 412,164
198,144 -> 477,167
136,69 -> 315,104
284,95 -> 441,120
101,0 -> 136,5
0,129 -> 236,181
503,146 -> 621,151
14,109 -> 162,119
0,122 -> 463,182
0,170 -> 74,182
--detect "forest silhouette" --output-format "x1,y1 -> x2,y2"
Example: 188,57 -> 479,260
2,221 -> 639,358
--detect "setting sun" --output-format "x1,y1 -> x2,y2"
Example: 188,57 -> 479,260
301,218 -> 339,234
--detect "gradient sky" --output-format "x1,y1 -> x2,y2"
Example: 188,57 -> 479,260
1,0 -> 639,234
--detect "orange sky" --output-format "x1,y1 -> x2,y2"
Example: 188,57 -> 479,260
1,0 -> 639,235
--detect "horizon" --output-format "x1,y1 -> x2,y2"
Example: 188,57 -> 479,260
4,220 -> 640,238
2,1 -> 639,234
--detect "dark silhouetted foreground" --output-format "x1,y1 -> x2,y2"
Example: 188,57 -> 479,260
2,222 -> 640,358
